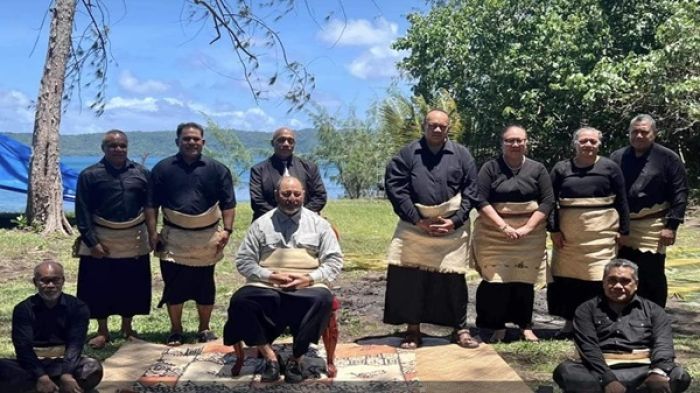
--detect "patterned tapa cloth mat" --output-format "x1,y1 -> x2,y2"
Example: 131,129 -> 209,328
100,337 -> 531,393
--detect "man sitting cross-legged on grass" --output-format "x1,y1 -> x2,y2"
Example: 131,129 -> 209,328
553,259 -> 691,393
0,261 -> 103,393
223,176 -> 343,383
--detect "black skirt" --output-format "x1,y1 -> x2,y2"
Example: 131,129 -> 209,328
77,255 -> 151,319
547,276 -> 602,320
158,260 -> 216,307
475,281 -> 534,329
383,264 -> 468,329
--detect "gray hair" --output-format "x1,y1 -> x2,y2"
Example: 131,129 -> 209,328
572,127 -> 603,147
275,175 -> 304,192
628,114 -> 657,134
603,259 -> 639,282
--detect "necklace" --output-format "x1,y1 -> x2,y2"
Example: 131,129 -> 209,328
504,155 -> 525,171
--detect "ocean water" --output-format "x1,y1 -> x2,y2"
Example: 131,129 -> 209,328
0,156 -> 344,213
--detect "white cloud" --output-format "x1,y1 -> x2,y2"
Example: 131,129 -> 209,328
118,71 -> 169,94
348,46 -> 405,80
288,118 -> 304,129
318,17 -> 398,47
104,96 -> 159,112
0,89 -> 34,132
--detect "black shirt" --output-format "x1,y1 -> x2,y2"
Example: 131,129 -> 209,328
384,137 -> 479,229
477,156 -> 555,214
75,158 -> 150,247
11,293 -> 90,379
574,295 -> 676,385
548,157 -> 630,234
149,154 -> 236,214
610,144 -> 688,231
249,155 -> 327,220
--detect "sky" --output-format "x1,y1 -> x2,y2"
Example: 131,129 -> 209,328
0,1 -> 428,135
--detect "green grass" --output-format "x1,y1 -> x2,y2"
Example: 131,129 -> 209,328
0,200 -> 699,391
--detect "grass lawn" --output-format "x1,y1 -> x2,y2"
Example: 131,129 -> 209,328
0,200 -> 698,391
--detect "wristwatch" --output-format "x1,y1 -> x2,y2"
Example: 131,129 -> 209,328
223,227 -> 233,234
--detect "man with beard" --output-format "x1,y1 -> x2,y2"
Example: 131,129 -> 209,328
0,261 -> 103,393
553,259 -> 691,393
223,176 -> 342,383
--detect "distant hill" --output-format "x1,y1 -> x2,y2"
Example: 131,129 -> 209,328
1,129 -> 319,158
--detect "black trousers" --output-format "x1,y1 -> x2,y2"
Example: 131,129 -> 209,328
0,356 -> 103,393
223,286 -> 333,358
476,281 -> 534,330
618,246 -> 667,307
547,277 -> 603,320
553,360 -> 691,393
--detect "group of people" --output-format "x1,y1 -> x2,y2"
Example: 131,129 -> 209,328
0,112 -> 692,392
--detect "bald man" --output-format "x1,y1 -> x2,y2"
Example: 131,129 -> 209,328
0,261 -> 103,393
224,176 -> 342,383
249,127 -> 327,221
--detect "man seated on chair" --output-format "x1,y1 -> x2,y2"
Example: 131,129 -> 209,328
223,176 -> 343,383
553,259 -> 691,393
0,261 -> 103,393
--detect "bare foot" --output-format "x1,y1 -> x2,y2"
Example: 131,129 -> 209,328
88,334 -> 110,349
522,329 -> 539,342
489,329 -> 506,343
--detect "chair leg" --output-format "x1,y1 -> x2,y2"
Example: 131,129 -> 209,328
322,308 -> 339,378
231,342 -> 245,376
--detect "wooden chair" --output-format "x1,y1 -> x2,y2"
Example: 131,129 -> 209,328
230,296 -> 340,378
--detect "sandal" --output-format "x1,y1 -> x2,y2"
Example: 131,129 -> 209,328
197,330 -> 218,343
166,332 -> 184,346
88,334 -> 110,349
489,329 -> 506,344
399,332 -> 422,349
453,329 -> 480,349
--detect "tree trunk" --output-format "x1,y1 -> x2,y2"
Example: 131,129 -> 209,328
26,0 -> 76,235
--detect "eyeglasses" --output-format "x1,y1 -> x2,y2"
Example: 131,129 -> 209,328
503,138 -> 527,145
605,277 -> 634,286
106,143 -> 127,149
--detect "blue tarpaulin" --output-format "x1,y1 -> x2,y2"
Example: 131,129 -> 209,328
0,134 -> 78,201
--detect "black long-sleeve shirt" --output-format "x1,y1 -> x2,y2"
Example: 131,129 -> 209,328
11,294 -> 90,379
548,157 -> 630,234
148,154 -> 236,214
75,158 -> 150,248
477,156 -> 555,214
574,295 -> 676,385
384,138 -> 479,229
249,155 -> 327,220
610,144 -> 688,231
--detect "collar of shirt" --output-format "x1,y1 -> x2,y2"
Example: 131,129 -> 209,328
272,208 -> 302,226
174,153 -> 205,168
418,137 -> 455,155
30,293 -> 67,311
270,154 -> 294,168
99,157 -> 135,172
597,294 -> 642,315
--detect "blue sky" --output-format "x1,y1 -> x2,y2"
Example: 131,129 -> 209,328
0,1 -> 427,135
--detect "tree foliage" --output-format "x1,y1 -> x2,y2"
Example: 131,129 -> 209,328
202,117 -> 253,187
311,107 -> 393,199
396,0 -> 700,184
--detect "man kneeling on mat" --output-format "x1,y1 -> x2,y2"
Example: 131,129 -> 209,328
553,259 -> 691,393
223,176 -> 343,383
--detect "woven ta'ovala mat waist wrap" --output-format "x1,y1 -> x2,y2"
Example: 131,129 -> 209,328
551,196 -> 619,281
621,202 -> 670,254
387,194 -> 470,274
471,201 -> 547,284
158,203 -> 224,266
246,248 -> 328,290
74,212 -> 150,258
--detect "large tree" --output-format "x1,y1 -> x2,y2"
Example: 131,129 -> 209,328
396,0 -> 700,182
26,0 -> 326,234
